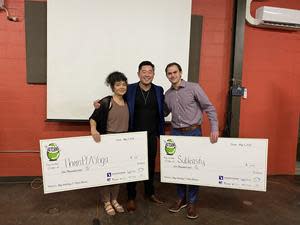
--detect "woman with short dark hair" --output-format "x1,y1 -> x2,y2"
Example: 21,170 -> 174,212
89,71 -> 128,216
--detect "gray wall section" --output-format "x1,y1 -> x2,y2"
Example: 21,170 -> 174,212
229,0 -> 246,137
25,1 -> 47,84
188,15 -> 203,83
297,116 -> 300,161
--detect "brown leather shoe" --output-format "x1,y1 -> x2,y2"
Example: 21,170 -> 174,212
168,199 -> 187,213
149,195 -> 164,204
126,200 -> 136,212
186,203 -> 199,219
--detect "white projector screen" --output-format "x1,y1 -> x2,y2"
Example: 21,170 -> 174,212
47,0 -> 192,120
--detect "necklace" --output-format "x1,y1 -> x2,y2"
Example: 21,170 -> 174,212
139,87 -> 150,105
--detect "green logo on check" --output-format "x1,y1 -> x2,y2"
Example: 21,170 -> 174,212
164,139 -> 176,155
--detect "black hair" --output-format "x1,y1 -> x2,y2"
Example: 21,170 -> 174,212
165,62 -> 182,74
105,71 -> 128,90
138,61 -> 155,71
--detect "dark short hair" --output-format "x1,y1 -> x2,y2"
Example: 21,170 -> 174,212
105,71 -> 127,90
138,61 -> 155,71
165,62 -> 182,74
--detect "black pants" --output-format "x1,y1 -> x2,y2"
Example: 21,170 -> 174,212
127,134 -> 157,200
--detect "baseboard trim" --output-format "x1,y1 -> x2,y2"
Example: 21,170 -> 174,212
0,176 -> 42,183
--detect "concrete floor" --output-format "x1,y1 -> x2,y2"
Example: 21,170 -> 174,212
0,175 -> 299,225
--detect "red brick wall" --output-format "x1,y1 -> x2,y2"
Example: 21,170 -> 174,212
0,0 -> 233,176
0,0 -> 90,175
192,0 -> 233,136
1,0 -> 298,176
240,0 -> 300,174
157,0 -> 234,173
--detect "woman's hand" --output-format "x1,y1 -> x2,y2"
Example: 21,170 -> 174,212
93,99 -> 101,109
91,130 -> 101,143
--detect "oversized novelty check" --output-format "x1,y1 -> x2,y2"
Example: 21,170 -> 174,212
40,131 -> 148,194
160,136 -> 268,192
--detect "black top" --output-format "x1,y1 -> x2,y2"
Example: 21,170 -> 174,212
133,84 -> 159,136
89,96 -> 112,134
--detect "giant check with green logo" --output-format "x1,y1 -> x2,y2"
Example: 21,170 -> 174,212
160,136 -> 268,192
40,131 -> 148,194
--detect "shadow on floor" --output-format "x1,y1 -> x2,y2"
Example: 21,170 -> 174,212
0,175 -> 299,225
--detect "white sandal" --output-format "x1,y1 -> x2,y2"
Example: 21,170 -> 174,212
104,202 -> 116,216
111,200 -> 124,213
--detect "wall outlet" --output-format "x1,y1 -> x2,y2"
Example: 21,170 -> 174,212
231,86 -> 245,97
243,88 -> 248,99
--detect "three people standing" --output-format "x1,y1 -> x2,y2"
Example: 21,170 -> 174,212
90,61 -> 219,220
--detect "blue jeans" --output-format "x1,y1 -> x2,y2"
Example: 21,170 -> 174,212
171,127 -> 201,204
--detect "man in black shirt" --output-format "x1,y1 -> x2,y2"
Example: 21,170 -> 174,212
124,61 -> 165,211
